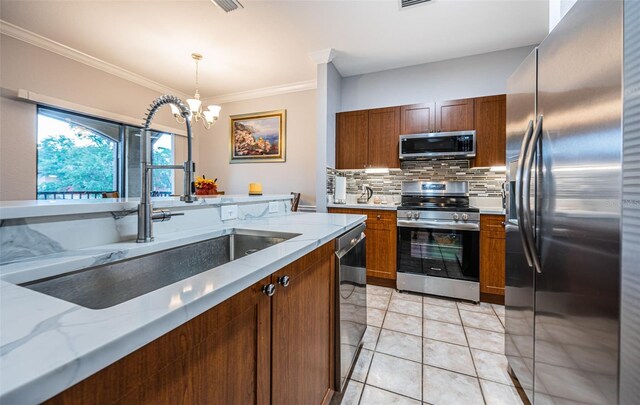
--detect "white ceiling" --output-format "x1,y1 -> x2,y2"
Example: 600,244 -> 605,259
0,0 -> 549,99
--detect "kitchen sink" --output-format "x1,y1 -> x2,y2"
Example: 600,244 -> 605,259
20,229 -> 299,309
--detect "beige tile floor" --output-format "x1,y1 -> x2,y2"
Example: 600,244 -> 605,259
341,285 -> 526,405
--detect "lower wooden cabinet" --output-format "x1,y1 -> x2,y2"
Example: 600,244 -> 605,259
271,243 -> 335,405
328,208 -> 397,286
480,214 -> 506,303
45,242 -> 335,405
365,210 -> 397,282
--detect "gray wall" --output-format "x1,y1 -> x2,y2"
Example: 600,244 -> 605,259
340,46 -> 536,112
198,90 -> 317,206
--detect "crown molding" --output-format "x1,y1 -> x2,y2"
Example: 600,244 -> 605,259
202,79 -> 317,105
309,48 -> 337,65
0,20 -> 188,98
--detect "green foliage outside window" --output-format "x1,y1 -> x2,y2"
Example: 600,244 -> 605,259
37,130 -> 116,192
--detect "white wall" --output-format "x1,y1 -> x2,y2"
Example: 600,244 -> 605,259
549,0 -> 578,33
340,46 -> 536,112
0,35 -> 193,201
314,61 -> 342,212
198,90 -> 317,206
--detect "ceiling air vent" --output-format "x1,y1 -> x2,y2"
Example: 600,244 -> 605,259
401,0 -> 432,8
211,0 -> 244,13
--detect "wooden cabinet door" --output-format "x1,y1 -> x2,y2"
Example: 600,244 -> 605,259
46,278 -> 273,405
480,215 -> 506,299
368,107 -> 401,168
365,211 -> 397,281
474,95 -> 506,167
271,243 -> 335,405
435,98 -> 474,132
336,110 -> 368,169
400,103 -> 436,134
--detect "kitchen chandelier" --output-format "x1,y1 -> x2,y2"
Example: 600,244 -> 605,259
170,53 -> 221,129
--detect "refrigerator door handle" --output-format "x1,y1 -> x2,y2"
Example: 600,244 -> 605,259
522,115 -> 543,273
516,119 -> 535,267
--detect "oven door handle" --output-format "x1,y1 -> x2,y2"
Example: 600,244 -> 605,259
396,220 -> 480,231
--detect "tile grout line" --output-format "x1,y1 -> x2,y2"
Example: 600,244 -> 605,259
358,289 -> 390,405
360,289 -> 516,405
458,301 -> 488,405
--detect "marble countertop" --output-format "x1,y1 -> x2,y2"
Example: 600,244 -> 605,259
0,194 -> 293,220
328,202 -> 400,211
479,208 -> 506,215
0,212 -> 365,404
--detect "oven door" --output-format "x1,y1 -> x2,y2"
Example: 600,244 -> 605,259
397,226 -> 479,282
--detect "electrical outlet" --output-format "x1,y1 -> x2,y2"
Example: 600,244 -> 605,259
221,205 -> 238,220
269,201 -> 279,213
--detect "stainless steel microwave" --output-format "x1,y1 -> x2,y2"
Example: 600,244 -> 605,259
399,130 -> 476,160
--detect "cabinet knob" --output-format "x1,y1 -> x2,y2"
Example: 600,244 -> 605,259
501,221 -> 506,227
262,283 -> 276,296
376,215 -> 381,220
277,275 -> 290,288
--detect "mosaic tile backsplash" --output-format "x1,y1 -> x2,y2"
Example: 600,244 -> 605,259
327,160 -> 506,197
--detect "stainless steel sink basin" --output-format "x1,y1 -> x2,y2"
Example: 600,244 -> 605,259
20,229 -> 299,309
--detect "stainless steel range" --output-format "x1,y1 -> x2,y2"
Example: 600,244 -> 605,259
396,181 -> 480,302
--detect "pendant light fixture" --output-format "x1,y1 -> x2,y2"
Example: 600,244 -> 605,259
171,53 -> 221,129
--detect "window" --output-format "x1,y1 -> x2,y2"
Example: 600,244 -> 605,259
37,107 -> 120,199
36,107 -> 179,199
124,127 -> 176,198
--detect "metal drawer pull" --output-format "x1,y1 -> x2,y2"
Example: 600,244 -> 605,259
262,283 -> 276,296
278,275 -> 290,288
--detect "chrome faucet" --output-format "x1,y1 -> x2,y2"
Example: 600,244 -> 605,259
137,95 -> 196,243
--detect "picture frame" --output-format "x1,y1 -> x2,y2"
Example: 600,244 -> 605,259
229,109 -> 286,163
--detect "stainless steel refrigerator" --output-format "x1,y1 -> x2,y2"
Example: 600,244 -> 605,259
506,1 -> 640,404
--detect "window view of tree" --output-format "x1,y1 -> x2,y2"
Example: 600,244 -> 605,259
152,134 -> 174,194
36,108 -> 176,199
37,114 -> 117,196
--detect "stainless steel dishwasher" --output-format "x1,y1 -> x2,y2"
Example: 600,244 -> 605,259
335,222 -> 367,392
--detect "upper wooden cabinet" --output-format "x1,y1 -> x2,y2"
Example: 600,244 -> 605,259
336,95 -> 505,169
435,98 -> 475,132
368,107 -> 400,168
474,95 -> 507,167
400,103 -> 436,134
336,110 -> 368,169
336,107 -> 400,169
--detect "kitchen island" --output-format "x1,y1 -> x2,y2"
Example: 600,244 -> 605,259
0,197 -> 365,404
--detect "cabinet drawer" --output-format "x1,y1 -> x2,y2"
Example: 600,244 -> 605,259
328,208 -> 363,215
365,210 -> 397,222
480,214 -> 506,234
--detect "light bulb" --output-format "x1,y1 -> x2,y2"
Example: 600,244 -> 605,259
207,105 -> 222,119
203,110 -> 215,124
186,98 -> 202,114
169,103 -> 182,117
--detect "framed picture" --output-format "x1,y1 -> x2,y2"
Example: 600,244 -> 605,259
229,110 -> 286,163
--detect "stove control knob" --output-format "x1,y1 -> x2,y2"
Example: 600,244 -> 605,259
405,211 -> 412,219
412,212 -> 420,220
462,213 -> 469,221
452,213 -> 460,221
